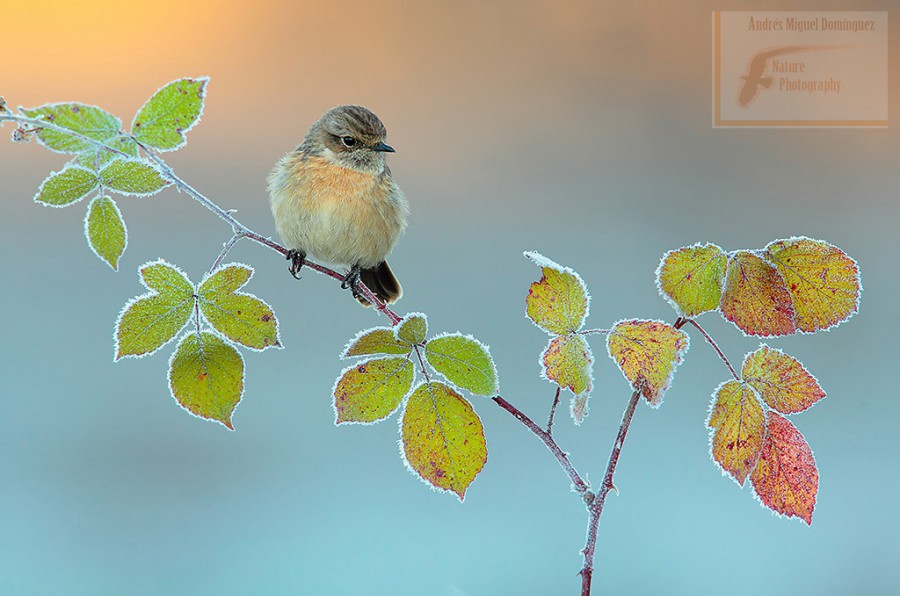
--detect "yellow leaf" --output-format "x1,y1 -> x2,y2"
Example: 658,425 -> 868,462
656,243 -> 727,317
524,251 -> 590,334
720,251 -> 796,337
708,380 -> 765,485
541,334 -> 592,395
401,381 -> 487,500
742,345 -> 825,414
764,237 -> 860,333
396,313 -> 427,345
607,319 -> 689,407
333,357 -> 413,424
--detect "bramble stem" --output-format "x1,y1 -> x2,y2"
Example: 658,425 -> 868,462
492,396 -> 589,495
547,387 -> 561,435
579,389 -> 641,594
0,111 -> 402,325
686,319 -> 739,380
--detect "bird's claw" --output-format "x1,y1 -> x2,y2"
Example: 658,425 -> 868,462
341,265 -> 362,295
287,249 -> 306,279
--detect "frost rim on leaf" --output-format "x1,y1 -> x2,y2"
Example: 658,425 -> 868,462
654,241 -> 726,317
130,76 -> 210,152
83,194 -> 128,271
331,356 -> 415,427
423,331 -> 499,396
523,250 -> 592,335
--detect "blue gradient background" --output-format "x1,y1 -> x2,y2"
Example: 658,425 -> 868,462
1,1 -> 898,594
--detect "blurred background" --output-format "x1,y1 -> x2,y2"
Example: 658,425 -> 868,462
1,1 -> 897,594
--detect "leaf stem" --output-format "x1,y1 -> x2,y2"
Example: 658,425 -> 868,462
685,319 -> 739,380
492,396 -> 589,495
210,232 -> 245,273
547,387 -> 561,435
579,389 -> 641,595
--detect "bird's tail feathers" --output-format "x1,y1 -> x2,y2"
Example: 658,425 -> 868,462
356,261 -> 402,307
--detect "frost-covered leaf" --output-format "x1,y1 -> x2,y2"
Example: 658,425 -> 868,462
21,103 -> 121,154
342,327 -> 410,359
524,251 -> 590,334
75,136 -> 139,170
541,334 -> 593,396
85,195 -> 126,270
764,237 -> 860,333
99,158 -> 169,196
708,380 -> 765,485
742,345 -> 825,414
424,334 -> 498,396
115,260 -> 195,359
720,251 -> 796,337
131,77 -> 208,151
333,357 -> 414,424
657,243 -> 727,317
570,393 -> 590,425
607,319 -> 689,407
168,331 -> 243,430
396,313 -> 427,345
34,165 -> 98,207
401,381 -> 487,500
750,412 -> 818,525
198,264 -> 279,351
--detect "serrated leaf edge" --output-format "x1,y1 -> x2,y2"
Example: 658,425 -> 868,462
340,326 -> 410,360
166,329 -> 244,431
130,76 -> 210,152
113,258 -> 195,361
740,344 -> 826,415
654,241 -> 727,317
394,311 -> 428,344
705,379 -> 766,488
33,163 -> 98,208
396,380 -> 487,502
719,249 -> 797,339
99,157 -> 171,197
538,333 -> 594,396
83,195 -> 128,271
331,356 -> 415,426
523,250 -> 592,335
762,235 -> 862,335
196,262 -> 282,352
423,331 -> 499,396
605,318 -> 691,409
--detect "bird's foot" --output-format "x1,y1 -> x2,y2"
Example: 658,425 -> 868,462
286,249 -> 306,279
341,264 -> 362,298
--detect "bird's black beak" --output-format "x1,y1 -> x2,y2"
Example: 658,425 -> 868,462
371,141 -> 395,153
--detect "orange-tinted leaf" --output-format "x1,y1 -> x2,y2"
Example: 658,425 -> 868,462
656,243 -> 727,317
541,334 -> 592,395
606,320 -> 689,407
742,345 -> 825,414
333,357 -> 414,424
524,251 -> 590,334
750,413 -> 818,525
720,251 -> 796,337
708,380 -> 765,485
764,237 -> 860,333
400,381 -> 487,500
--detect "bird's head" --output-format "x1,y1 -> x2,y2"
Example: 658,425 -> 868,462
304,105 -> 394,173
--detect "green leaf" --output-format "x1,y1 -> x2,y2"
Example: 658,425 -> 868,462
34,165 -> 98,207
656,243 -> 727,317
131,77 -> 208,151
606,319 -> 689,407
396,313 -> 427,345
21,102 -> 121,154
197,264 -> 280,351
99,158 -> 169,196
341,327 -> 410,359
524,251 -> 590,334
84,195 -> 127,270
168,331 -> 244,430
75,136 -> 139,170
333,357 -> 414,424
401,381 -> 487,500
424,333 -> 498,396
115,260 -> 195,359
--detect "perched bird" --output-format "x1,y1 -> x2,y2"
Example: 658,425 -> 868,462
267,105 -> 408,305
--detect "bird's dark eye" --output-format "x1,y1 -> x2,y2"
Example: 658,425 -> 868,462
341,136 -> 357,147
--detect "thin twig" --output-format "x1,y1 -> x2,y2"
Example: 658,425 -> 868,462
210,232 -> 246,273
686,319 -> 739,380
579,328 -> 610,336
547,387 -> 561,435
579,389 -> 641,595
492,396 -> 589,495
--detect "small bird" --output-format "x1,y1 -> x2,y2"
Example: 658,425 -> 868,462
268,105 -> 408,305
